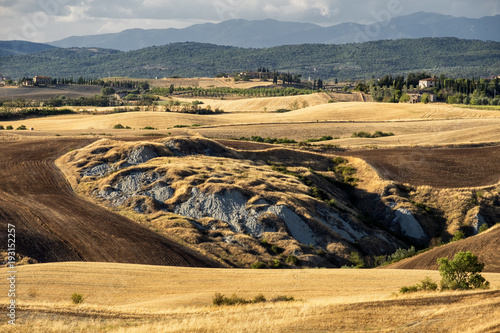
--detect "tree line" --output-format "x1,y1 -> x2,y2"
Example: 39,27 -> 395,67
355,71 -> 500,105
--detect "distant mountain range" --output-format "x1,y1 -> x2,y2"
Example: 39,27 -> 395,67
47,12 -> 500,51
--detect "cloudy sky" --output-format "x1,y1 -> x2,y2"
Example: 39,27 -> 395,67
1,0 -> 499,42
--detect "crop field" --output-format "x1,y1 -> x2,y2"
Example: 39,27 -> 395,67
0,85 -> 102,101
1,262 -> 499,332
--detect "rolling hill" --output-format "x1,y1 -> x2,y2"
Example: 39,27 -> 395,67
1,38 -> 499,80
48,12 -> 500,51
386,224 -> 500,273
0,40 -> 57,57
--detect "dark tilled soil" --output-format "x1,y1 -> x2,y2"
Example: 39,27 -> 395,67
341,146 -> 500,188
385,225 -> 500,273
0,138 -> 222,267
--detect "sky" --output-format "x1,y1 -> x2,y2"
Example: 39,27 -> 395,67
1,0 -> 499,43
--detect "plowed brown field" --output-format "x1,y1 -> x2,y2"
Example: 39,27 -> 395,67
0,138 -> 221,267
386,225 -> 500,273
342,146 -> 500,188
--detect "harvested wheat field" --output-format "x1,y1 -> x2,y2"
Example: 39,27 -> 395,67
0,263 -> 499,332
176,92 -> 333,112
3,102 -> 500,147
0,137 -> 221,267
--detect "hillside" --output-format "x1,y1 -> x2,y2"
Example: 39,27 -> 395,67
0,40 -> 57,57
48,13 -> 500,50
385,224 -> 500,272
1,38 -> 499,79
57,137 -> 406,268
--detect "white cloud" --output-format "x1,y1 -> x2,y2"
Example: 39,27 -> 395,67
0,0 -> 498,42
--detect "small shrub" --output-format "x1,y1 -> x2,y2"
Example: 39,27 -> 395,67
419,276 -> 438,291
212,293 -> 225,306
399,285 -> 419,294
316,249 -> 327,257
351,131 -> 394,138
6,125 -> 13,130
71,293 -> 84,304
174,125 -> 189,128
478,224 -> 489,233
113,124 -> 125,129
399,277 -> 437,294
212,293 -> 293,306
450,230 -> 465,242
212,293 -> 248,306
16,125 -> 27,130
251,262 -> 267,269
0,125 -> 4,130
351,131 -> 372,138
270,245 -> 284,255
332,157 -> 347,165
271,295 -> 295,302
348,252 -> 365,268
253,294 -> 267,303
286,255 -> 300,266
271,259 -> 282,268
143,126 -> 157,130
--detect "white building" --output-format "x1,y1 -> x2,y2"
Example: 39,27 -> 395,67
419,78 -> 439,89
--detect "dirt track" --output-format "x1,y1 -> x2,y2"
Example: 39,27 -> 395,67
0,138 -> 222,267
342,146 -> 500,188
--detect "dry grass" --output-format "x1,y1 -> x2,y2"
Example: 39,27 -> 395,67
1,263 -> 499,332
3,101 -> 499,147
175,92 -> 332,112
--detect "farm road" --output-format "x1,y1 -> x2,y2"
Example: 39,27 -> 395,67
0,138 -> 221,267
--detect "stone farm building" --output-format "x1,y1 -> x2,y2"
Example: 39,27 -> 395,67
419,78 -> 439,89
408,92 -> 437,103
34,76 -> 53,85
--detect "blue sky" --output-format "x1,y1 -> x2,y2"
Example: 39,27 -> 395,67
1,0 -> 499,42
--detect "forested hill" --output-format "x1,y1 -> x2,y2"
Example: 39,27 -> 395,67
1,38 -> 499,80
0,41 -> 57,57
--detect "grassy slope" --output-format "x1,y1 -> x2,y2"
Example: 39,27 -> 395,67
0,263 -> 499,332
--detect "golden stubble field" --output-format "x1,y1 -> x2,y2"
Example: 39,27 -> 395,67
1,263 -> 499,332
2,100 -> 500,147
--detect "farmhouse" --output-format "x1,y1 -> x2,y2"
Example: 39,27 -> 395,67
0,73 -> 12,85
408,92 -> 437,103
419,78 -> 439,89
34,76 -> 52,85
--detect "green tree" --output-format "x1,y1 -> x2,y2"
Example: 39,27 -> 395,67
438,251 -> 489,290
101,87 -> 116,96
400,93 -> 410,103
421,93 -> 430,104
